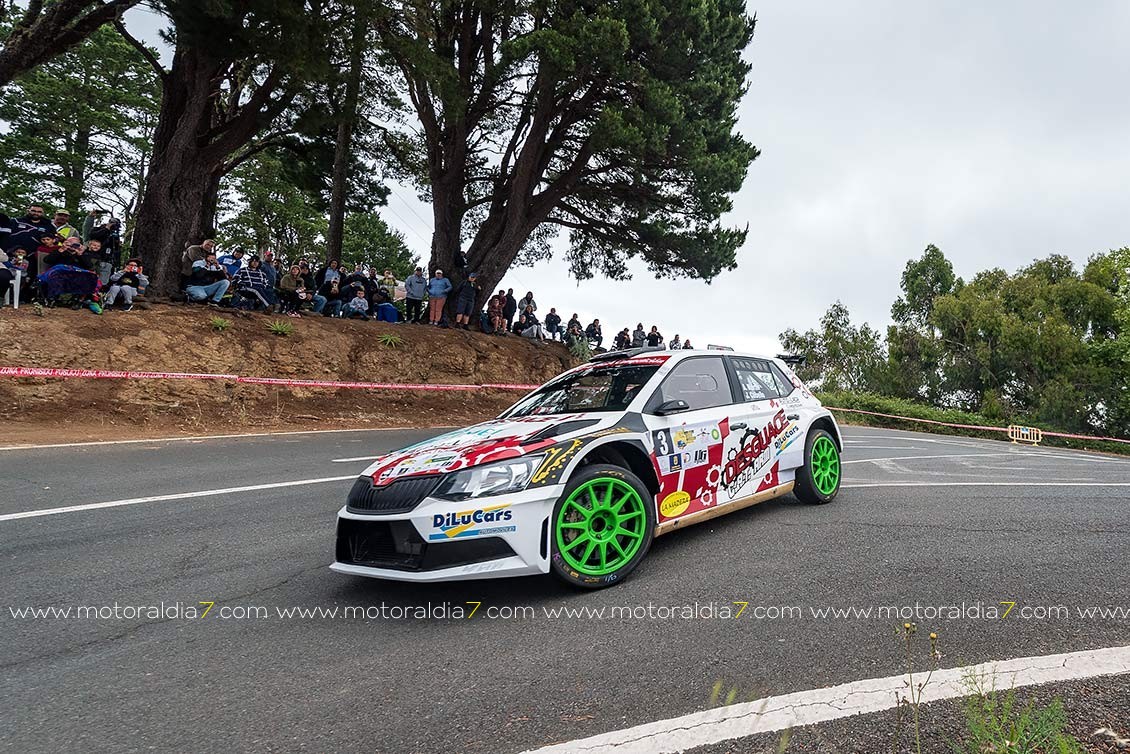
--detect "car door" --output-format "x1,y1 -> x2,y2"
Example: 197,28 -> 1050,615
722,356 -> 800,497
642,355 -> 738,523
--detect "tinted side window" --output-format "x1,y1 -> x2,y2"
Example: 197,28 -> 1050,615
652,357 -> 734,411
731,357 -> 782,402
770,363 -> 795,397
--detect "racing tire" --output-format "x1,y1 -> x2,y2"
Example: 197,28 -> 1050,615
549,464 -> 656,589
793,428 -> 841,504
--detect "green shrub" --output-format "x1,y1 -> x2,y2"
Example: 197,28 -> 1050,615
377,333 -> 403,348
210,316 -> 233,332
958,685 -> 1082,754
266,319 -> 294,337
568,339 -> 592,361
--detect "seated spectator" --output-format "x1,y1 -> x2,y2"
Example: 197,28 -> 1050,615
683,340 -> 694,349
231,255 -> 273,311
38,238 -> 102,312
185,253 -> 231,305
104,258 -> 148,311
614,328 -> 631,350
45,237 -> 92,270
632,323 -> 646,347
299,260 -> 316,291
278,263 -> 307,316
85,238 -> 114,285
646,325 -> 663,347
454,271 -> 480,330
519,306 -> 547,341
427,268 -> 452,325
379,268 -> 397,301
181,239 -> 216,281
585,319 -> 603,347
375,300 -> 399,322
346,288 -> 370,320
217,247 -> 246,277
669,334 -> 682,350
563,322 -> 585,348
487,294 -> 505,335
567,313 -> 582,333
313,276 -> 345,317
88,217 -> 122,263
544,308 -> 562,340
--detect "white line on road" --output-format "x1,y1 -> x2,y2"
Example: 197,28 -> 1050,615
0,426 -> 449,452
843,452 -> 1020,464
843,481 -> 1130,488
331,456 -> 384,463
0,476 -> 357,522
523,645 -> 1130,754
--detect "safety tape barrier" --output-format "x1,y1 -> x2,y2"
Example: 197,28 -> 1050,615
826,405 -> 1130,446
0,366 -> 540,392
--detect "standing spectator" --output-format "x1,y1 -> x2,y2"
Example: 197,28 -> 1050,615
346,288 -> 370,320
517,290 -> 537,314
378,268 -> 397,301
614,328 -> 631,350
81,209 -> 106,242
544,307 -> 562,340
567,313 -> 582,334
19,204 -> 53,233
88,218 -> 122,268
427,268 -> 452,325
260,250 -> 279,307
181,239 -> 216,278
315,258 -> 341,287
313,276 -> 345,317
585,319 -> 603,348
231,255 -> 273,311
51,210 -> 79,239
85,238 -> 114,285
217,247 -> 246,277
278,264 -> 307,316
104,258 -> 148,311
646,326 -> 663,347
632,323 -> 646,347
668,334 -> 682,350
683,340 -> 694,349
487,294 -> 505,335
503,288 -> 517,331
185,253 -> 230,305
404,266 -> 427,323
454,271 -> 481,330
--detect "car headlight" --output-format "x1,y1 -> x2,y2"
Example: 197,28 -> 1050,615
433,454 -> 545,501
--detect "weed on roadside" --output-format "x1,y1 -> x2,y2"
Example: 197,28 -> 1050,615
267,319 -> 294,337
377,332 -> 403,348
210,316 -> 233,332
956,672 -> 1083,754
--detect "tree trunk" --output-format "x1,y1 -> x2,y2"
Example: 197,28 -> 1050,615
325,7 -> 367,264
64,124 -> 91,212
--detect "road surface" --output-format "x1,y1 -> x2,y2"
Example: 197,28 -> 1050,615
1,426 -> 1127,752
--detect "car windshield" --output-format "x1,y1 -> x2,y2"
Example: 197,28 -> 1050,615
505,364 -> 661,417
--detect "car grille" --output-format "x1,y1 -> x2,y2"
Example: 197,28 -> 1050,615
346,475 -> 443,514
335,518 -> 515,571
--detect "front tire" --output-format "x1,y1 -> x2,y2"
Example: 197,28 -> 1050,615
794,429 -> 841,504
549,464 -> 655,589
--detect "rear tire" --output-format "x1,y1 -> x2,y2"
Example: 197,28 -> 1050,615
794,429 -> 841,504
549,464 -> 655,589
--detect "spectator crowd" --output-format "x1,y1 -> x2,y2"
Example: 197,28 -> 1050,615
1,203 -> 696,353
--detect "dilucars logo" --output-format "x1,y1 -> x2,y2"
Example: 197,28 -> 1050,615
430,504 -> 516,541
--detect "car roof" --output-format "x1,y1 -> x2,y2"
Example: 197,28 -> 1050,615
587,348 -> 791,365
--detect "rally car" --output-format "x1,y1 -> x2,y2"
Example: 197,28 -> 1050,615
331,349 -> 843,588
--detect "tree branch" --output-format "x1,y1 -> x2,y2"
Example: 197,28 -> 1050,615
113,17 -> 167,81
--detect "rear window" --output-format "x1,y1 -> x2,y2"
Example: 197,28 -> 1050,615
505,364 -> 660,417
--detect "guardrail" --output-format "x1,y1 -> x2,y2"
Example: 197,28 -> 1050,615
1008,424 -> 1043,445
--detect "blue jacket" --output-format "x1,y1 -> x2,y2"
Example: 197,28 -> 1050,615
404,273 -> 427,299
427,276 -> 452,298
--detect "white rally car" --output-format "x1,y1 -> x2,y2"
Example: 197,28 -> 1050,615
332,349 -> 842,588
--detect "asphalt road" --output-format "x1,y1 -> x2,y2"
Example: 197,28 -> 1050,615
1,426 -> 1128,753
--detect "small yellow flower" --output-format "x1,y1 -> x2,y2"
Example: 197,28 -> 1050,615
930,632 -> 938,640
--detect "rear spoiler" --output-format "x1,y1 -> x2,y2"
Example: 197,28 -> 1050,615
777,353 -> 807,368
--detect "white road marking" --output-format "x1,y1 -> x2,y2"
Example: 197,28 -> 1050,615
0,426 -> 449,452
843,452 -> 1020,465
843,481 -> 1130,488
331,456 -> 384,463
523,645 -> 1130,754
0,476 -> 357,522
840,445 -> 926,450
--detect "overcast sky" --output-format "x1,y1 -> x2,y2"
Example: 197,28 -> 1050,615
131,1 -> 1130,353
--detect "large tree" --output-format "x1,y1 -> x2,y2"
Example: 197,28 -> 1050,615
0,23 -> 158,214
373,0 -> 757,305
121,0 -> 331,296
0,0 -> 137,86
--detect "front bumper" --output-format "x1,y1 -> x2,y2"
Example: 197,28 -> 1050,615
330,483 -> 563,582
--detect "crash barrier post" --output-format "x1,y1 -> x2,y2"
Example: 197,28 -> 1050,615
1008,425 -> 1043,446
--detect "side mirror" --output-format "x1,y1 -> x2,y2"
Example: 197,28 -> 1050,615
654,399 -> 690,416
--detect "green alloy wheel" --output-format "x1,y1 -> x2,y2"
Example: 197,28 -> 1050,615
550,464 -> 655,588
794,428 -> 841,504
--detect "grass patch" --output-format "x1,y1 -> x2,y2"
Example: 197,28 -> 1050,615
266,319 -> 294,337
957,680 -> 1083,753
377,333 -> 403,348
816,390 -> 1130,456
209,316 -> 233,332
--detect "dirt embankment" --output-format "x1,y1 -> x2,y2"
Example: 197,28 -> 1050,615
0,306 -> 575,443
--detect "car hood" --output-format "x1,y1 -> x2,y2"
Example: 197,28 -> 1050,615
363,413 -> 612,486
